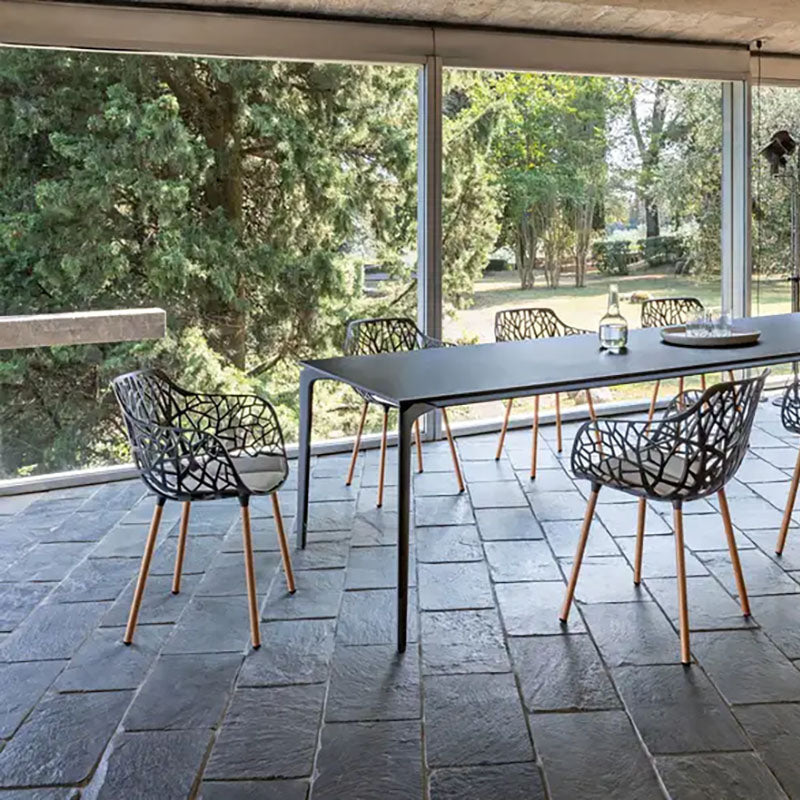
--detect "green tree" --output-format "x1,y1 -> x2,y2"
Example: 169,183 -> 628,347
490,73 -> 615,289
442,71 -> 501,311
0,49 -> 420,476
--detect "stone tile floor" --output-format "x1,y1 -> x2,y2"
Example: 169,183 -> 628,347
2,397 -> 800,797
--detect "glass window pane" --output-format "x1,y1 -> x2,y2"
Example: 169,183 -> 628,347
0,47 -> 418,478
751,84 -> 800,388
442,70 -> 724,428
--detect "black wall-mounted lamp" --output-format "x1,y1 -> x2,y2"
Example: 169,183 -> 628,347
761,130 -> 798,176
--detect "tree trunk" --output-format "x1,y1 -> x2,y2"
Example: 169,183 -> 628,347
644,195 -> 660,239
628,79 -> 667,241
575,250 -> 586,288
574,196 -> 595,288
518,218 -> 536,290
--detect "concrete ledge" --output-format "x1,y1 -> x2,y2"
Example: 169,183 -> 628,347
0,308 -> 166,349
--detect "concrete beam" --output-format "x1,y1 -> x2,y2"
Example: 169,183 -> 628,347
0,308 -> 167,349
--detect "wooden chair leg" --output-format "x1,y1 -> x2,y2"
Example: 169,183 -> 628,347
346,401 -> 368,486
727,370 -> 735,382
586,389 -> 602,448
414,419 -> 424,473
777,446 -> 800,555
377,409 -> 389,508
240,499 -> 261,649
442,408 -> 465,493
272,493 -> 296,594
555,393 -> 563,453
495,398 -> 514,460
560,486 -> 600,622
700,374 -> 707,391
646,380 -> 660,429
172,501 -> 191,594
673,502 -> 691,665
678,376 -> 685,409
718,488 -> 750,616
586,389 -> 597,421
124,498 -> 164,645
634,497 -> 646,585
530,396 -> 540,480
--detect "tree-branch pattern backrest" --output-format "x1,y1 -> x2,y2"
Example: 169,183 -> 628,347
344,317 -> 422,356
571,373 -> 766,500
112,369 -> 287,500
640,297 -> 704,328
112,370 -> 181,438
113,369 -> 284,456
494,308 -> 588,342
111,370 -> 232,498
649,373 -> 766,497
781,380 -> 800,434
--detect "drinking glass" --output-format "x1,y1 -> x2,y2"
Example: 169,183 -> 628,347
685,310 -> 706,337
712,310 -> 733,338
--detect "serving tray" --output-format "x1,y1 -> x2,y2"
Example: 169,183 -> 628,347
660,325 -> 760,348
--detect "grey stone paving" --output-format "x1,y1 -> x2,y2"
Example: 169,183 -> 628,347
1,399 -> 800,797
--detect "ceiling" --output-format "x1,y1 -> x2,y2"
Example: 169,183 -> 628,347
106,0 -> 800,55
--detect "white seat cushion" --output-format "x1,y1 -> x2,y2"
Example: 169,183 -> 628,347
231,453 -> 287,494
594,451 -> 699,498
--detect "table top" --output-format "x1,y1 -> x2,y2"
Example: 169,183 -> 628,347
302,312 -> 800,407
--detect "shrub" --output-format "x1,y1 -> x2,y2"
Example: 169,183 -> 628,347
591,240 -> 631,275
639,235 -> 687,267
485,258 -> 511,273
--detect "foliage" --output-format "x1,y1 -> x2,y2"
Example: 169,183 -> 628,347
0,50 -> 422,476
1,46 -> 795,479
486,73 -> 619,290
442,72 -> 502,310
591,240 -> 632,275
639,235 -> 688,268
647,81 -> 722,276
752,85 -> 800,280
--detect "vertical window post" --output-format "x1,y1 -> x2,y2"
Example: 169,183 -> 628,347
417,55 -> 443,438
721,80 -> 752,319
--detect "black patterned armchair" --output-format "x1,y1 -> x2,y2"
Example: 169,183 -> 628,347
112,369 -> 295,649
562,372 -> 767,664
342,317 -> 464,506
640,297 -> 734,423
493,307 -> 596,474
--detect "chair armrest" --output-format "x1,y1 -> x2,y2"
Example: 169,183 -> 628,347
571,417 -> 653,472
419,332 -> 456,349
662,389 -> 704,420
130,422 -> 248,499
565,324 -> 594,336
782,380 -> 800,433
176,391 -> 286,459
571,415 -> 703,491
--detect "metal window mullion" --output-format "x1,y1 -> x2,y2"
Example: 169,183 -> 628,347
721,80 -> 752,321
417,55 -> 443,440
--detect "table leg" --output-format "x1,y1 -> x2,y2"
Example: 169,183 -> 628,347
296,368 -> 318,550
396,403 -> 417,653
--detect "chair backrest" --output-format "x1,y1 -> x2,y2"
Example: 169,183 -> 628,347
344,317 -> 423,355
654,371 -> 767,499
494,308 -> 581,342
112,369 -> 183,436
641,297 -> 704,328
111,369 -> 191,498
781,380 -> 800,434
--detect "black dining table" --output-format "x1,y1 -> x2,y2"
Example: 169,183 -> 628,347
295,311 -> 800,651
